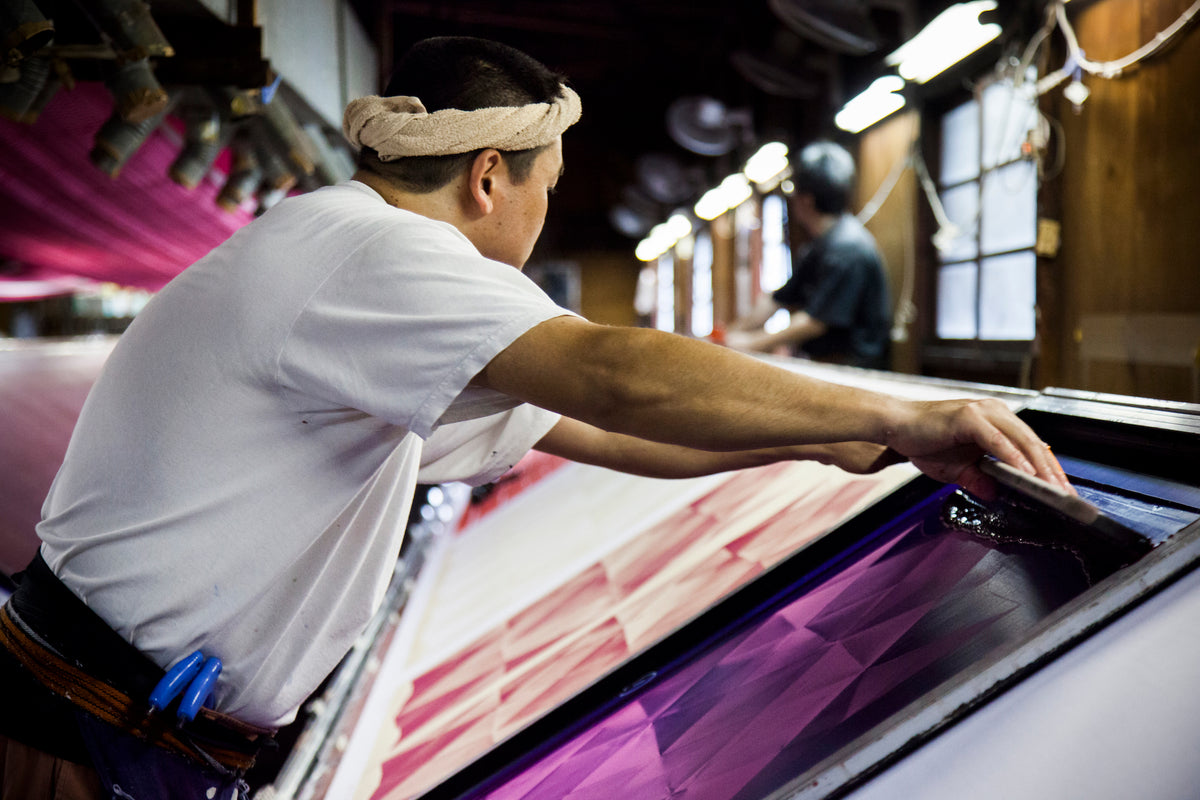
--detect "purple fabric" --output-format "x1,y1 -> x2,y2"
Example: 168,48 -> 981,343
472,494 -> 1091,800
370,468 -> 893,800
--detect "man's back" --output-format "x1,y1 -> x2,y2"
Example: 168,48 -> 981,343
776,214 -> 891,368
38,180 -> 568,725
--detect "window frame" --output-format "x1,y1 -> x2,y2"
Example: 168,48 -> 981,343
921,72 -> 1043,381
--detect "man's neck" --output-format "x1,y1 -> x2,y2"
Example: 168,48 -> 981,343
352,170 -> 465,227
810,211 -> 839,238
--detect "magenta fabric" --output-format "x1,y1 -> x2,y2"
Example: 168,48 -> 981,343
0,82 -> 253,294
0,338 -> 114,574
466,493 -> 1091,800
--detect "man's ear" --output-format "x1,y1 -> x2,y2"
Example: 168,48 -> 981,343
467,149 -> 504,215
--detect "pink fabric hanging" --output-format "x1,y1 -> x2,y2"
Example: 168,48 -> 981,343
0,82 -> 254,296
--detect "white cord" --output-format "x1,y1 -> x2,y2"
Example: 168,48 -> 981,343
1034,0 -> 1200,96
911,150 -> 955,233
1017,2 -> 1060,85
1055,0 -> 1200,79
856,140 -> 916,226
849,120 -> 920,342
891,183 -> 918,342
1035,67 -> 1071,96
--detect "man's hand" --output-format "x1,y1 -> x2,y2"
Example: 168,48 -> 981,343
723,312 -> 827,355
884,398 -> 1072,499
723,329 -> 768,352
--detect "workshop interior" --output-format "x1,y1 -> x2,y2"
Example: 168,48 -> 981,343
2,1 -> 1199,799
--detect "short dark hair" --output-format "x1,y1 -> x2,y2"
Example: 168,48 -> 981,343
793,141 -> 856,214
358,37 -> 568,193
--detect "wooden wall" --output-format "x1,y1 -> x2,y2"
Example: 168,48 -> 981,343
857,111 -> 922,376
1036,0 -> 1200,401
575,250 -> 642,327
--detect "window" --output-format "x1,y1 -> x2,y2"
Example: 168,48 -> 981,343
691,231 -> 714,338
655,251 -> 675,333
760,193 -> 792,334
935,74 -> 1039,341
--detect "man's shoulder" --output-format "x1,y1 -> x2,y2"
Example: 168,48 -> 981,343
827,214 -> 872,244
825,216 -> 883,264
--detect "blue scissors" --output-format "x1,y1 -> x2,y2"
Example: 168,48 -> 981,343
148,650 -> 222,723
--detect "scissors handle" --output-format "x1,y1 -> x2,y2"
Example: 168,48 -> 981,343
148,650 -> 204,713
177,656 -> 222,723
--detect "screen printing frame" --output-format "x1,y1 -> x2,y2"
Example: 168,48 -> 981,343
416,393 -> 1200,800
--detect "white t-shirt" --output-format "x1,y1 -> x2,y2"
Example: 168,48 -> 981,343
37,181 -> 575,726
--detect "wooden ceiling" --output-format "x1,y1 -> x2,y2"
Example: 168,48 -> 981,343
1,0 -> 1027,287
345,1 -> 955,253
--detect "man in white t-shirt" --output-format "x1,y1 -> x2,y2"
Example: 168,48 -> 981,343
0,36 -> 1071,799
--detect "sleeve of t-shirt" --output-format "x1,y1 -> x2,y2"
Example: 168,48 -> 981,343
771,273 -> 805,310
276,218 -> 577,439
802,251 -> 869,328
771,244 -> 813,311
417,403 -> 560,486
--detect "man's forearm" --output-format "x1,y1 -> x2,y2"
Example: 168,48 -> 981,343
534,417 -> 796,478
728,294 -> 780,332
534,417 -> 900,479
478,317 -> 903,452
478,316 -> 1072,497
726,311 -> 826,354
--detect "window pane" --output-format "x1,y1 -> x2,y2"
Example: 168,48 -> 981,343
937,182 -> 980,262
982,74 -> 1039,169
655,253 -> 675,332
980,160 -> 1038,254
760,194 -> 791,291
979,251 -> 1036,340
940,99 -> 979,185
691,232 -> 714,338
937,262 -> 978,340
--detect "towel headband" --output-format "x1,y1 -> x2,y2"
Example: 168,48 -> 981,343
342,85 -> 581,160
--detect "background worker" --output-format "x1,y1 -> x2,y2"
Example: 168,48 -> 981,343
726,140 -> 891,370
0,36 -> 1070,799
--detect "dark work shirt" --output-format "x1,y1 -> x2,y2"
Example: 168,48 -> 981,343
772,214 -> 891,369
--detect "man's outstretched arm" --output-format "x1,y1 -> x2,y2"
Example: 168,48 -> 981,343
534,416 -> 904,479
723,310 -> 826,354
473,315 -> 1071,499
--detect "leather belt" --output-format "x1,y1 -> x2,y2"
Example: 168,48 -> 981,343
0,555 -> 275,773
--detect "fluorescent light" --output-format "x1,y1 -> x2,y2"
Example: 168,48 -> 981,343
635,238 -> 668,261
743,141 -> 789,186
636,223 -> 673,261
636,216 -> 694,261
694,189 -> 726,221
835,76 -> 906,133
666,213 -> 693,239
886,1 -> 1002,84
694,173 -> 753,221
